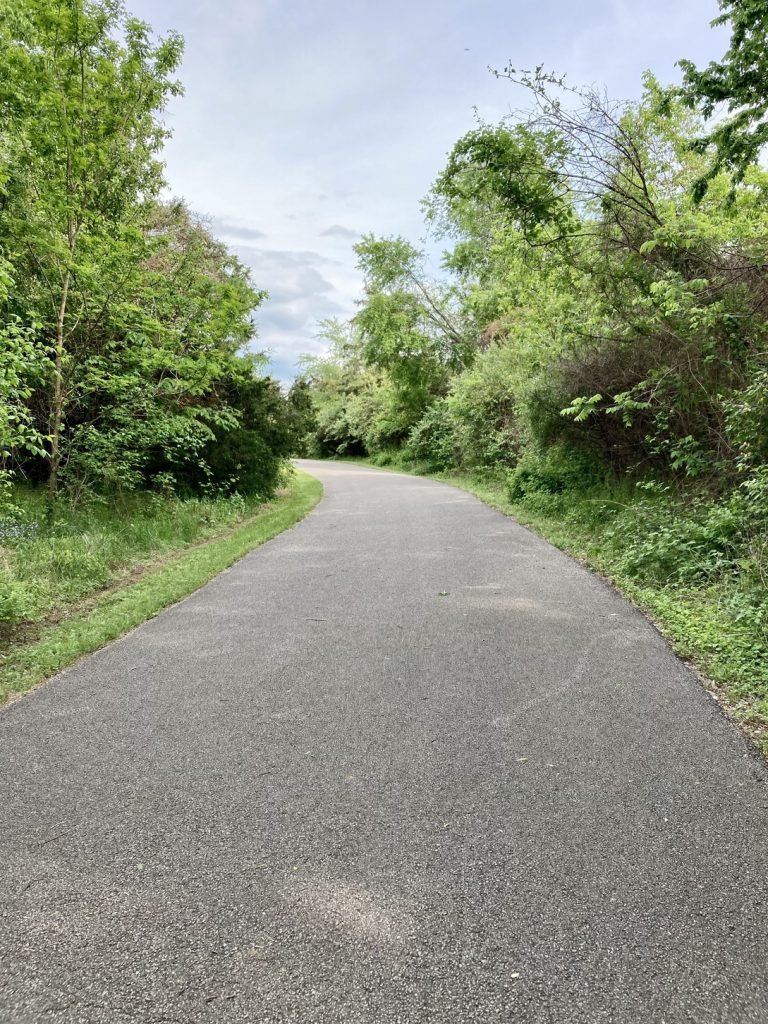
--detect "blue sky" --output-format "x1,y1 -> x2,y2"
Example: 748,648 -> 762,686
129,0 -> 728,383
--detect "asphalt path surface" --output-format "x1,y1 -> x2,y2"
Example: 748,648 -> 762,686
1,459 -> 767,1023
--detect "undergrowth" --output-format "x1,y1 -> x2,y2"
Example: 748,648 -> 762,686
0,470 -> 323,702
0,486 -> 262,632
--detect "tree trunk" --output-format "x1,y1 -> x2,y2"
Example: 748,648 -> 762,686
47,267 -> 70,507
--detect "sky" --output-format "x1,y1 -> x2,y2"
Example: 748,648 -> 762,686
129,0 -> 728,384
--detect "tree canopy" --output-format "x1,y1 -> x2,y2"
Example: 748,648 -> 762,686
0,0 -> 297,511
678,0 -> 768,198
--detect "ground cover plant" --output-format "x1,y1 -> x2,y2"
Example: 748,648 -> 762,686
1,484 -> 275,633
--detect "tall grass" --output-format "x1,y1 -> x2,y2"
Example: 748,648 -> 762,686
0,471 -> 323,701
1,486 -> 277,633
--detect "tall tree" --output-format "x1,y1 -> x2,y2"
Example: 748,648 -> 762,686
353,235 -> 473,423
0,259 -> 47,508
0,0 -> 183,501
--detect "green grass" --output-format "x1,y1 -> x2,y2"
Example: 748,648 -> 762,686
0,470 -> 322,703
333,455 -> 768,755
1,484 -> 288,626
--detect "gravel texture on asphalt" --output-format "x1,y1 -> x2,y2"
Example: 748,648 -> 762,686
1,459 -> 767,1023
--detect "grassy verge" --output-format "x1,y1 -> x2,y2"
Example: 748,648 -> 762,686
0,470 -> 322,703
334,455 -> 767,755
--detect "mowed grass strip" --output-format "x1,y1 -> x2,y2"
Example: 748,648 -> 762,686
0,470 -> 322,703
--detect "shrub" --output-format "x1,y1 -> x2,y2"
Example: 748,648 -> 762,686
406,402 -> 457,471
507,446 -> 602,500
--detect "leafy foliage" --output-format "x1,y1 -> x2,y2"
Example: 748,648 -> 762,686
0,0 -> 296,516
677,0 -> 768,198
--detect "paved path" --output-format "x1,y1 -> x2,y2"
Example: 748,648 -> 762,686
1,460 -> 767,1023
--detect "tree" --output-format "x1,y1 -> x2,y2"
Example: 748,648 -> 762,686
0,0 -> 183,502
285,377 -> 318,455
63,201 -> 270,495
0,260 -> 47,511
678,0 -> 768,199
353,234 -> 473,430
302,73 -> 768,485
430,123 -> 574,245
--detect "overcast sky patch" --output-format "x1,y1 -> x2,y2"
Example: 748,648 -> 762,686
209,218 -> 267,242
320,224 -> 360,240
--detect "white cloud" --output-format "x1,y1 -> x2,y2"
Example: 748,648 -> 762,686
208,218 -> 266,242
232,246 -> 359,373
320,224 -> 360,240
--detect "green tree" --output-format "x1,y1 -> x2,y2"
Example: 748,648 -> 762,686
285,377 -> 318,455
678,0 -> 768,199
64,201 -> 270,495
0,260 -> 47,511
353,234 -> 473,433
0,0 -> 183,502
430,124 -> 574,246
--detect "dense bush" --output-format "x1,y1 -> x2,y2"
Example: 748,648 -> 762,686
406,402 -> 457,471
506,447 -> 602,501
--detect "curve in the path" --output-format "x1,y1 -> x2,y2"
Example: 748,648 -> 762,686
1,460 -> 766,1024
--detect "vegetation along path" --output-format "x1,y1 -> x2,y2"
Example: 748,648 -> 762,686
1,460 -> 767,1023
